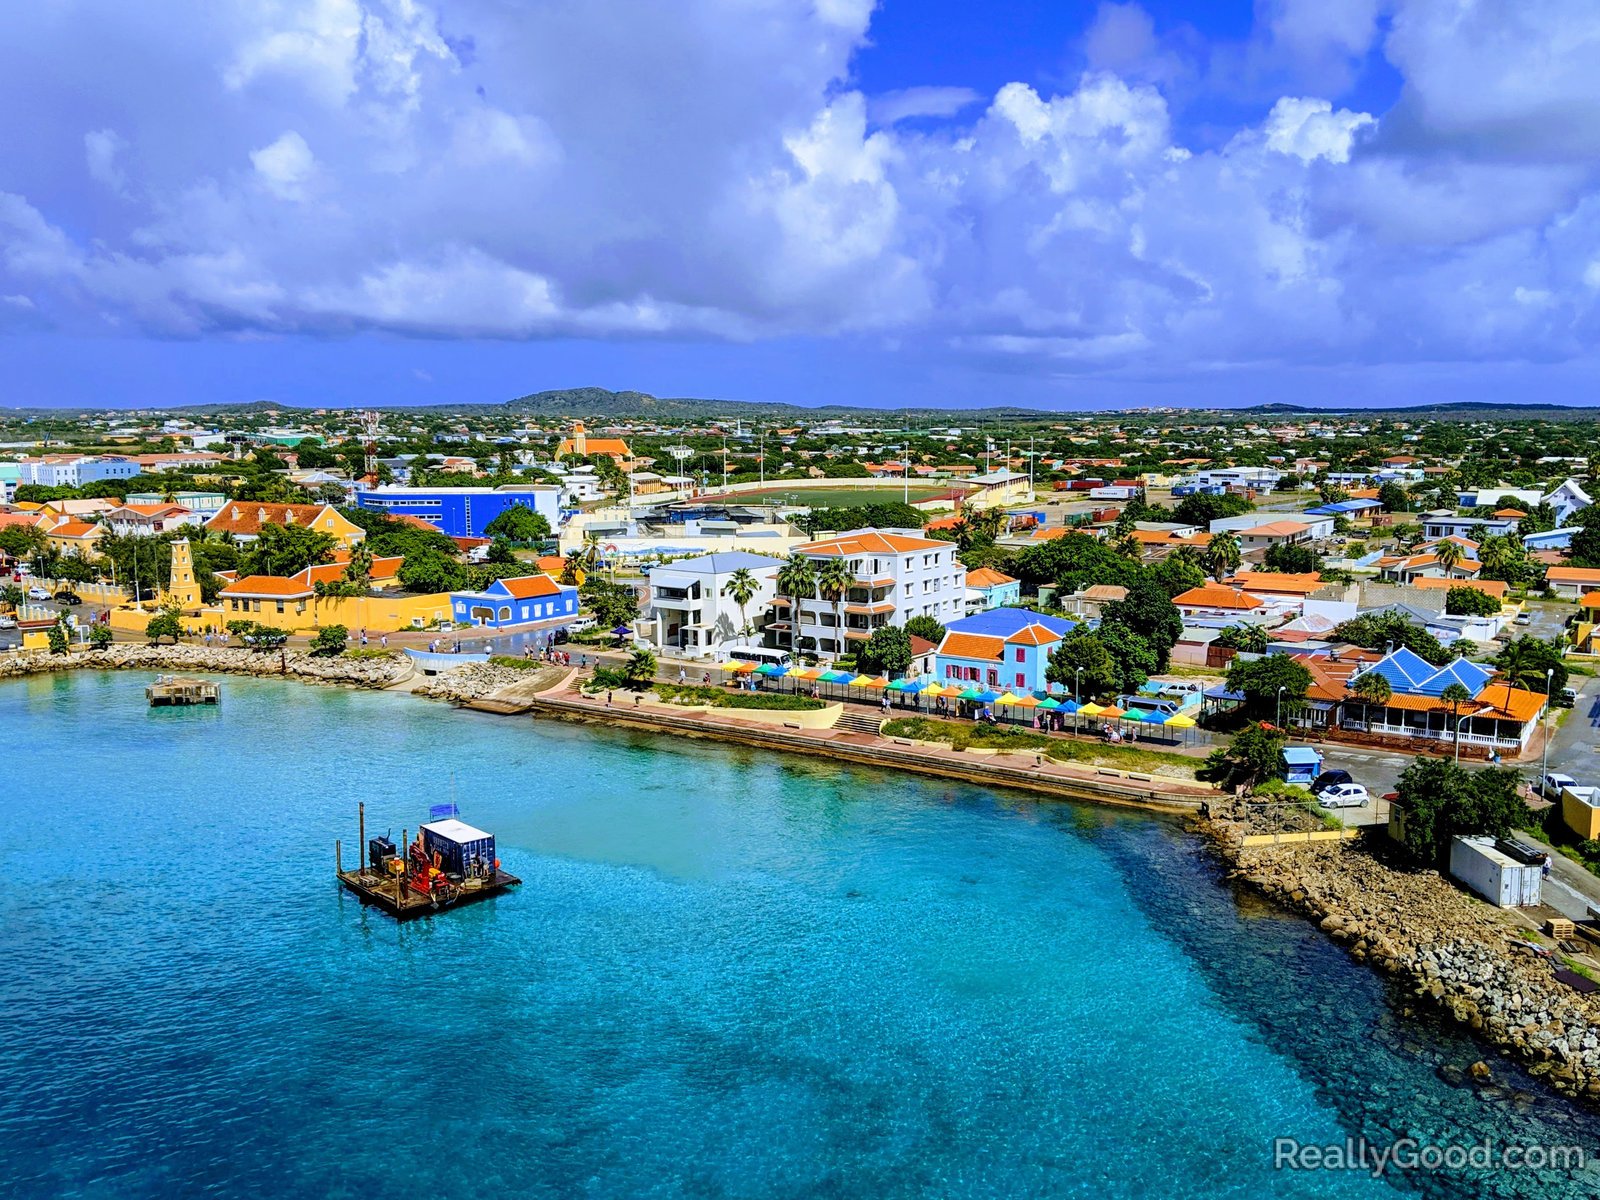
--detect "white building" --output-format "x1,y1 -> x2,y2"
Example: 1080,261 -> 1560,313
778,529 -> 965,658
1546,478 -> 1593,526
644,552 -> 782,657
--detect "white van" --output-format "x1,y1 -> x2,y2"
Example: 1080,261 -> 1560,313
724,646 -> 792,668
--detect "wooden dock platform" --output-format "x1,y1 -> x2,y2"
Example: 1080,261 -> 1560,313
336,866 -> 521,918
146,676 -> 221,706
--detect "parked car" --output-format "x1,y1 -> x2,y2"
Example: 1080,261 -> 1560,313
550,628 -> 571,645
1515,612 -> 1532,625
1557,686 -> 1578,708
567,615 -> 597,632
1310,769 -> 1354,797
53,591 -> 82,606
1541,772 -> 1578,800
26,586 -> 49,601
1317,783 -> 1370,809
0,616 -> 16,629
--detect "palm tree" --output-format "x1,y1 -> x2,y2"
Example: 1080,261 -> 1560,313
624,646 -> 657,686
720,567 -> 759,645
1435,538 -> 1464,578
1111,532 -> 1142,562
1205,531 -> 1241,581
774,553 -> 817,661
815,557 -> 857,661
1348,670 -> 1392,730
1440,681 -> 1473,762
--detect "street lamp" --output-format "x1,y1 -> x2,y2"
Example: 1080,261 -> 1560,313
1277,684 -> 1287,729
1074,666 -> 1083,703
1542,666 -> 1555,786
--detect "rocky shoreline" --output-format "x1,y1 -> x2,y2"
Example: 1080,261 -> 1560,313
411,661 -> 561,702
1202,804 -> 1600,1104
0,643 -> 411,689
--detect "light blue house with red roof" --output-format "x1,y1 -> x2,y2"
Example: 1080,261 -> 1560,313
934,608 -> 1077,694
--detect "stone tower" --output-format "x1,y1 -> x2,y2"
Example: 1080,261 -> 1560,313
167,539 -> 202,610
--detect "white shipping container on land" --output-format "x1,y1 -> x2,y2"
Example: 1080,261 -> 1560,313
1449,836 -> 1542,908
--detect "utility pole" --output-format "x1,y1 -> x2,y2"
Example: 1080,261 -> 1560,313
1542,667 -> 1555,786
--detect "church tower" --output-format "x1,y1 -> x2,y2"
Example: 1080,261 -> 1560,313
167,539 -> 202,610
573,420 -> 587,456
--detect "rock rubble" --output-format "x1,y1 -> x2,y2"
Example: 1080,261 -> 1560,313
0,644 -> 408,688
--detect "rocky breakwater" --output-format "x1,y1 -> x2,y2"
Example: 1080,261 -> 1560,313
1205,814 -> 1600,1103
412,662 -> 563,703
0,644 -> 408,689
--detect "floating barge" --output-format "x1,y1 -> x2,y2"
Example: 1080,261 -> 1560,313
335,803 -> 520,919
146,676 -> 220,707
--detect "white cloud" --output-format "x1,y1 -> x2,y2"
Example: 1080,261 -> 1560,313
3,0 -> 1600,377
250,131 -> 317,199
1262,96 -> 1374,163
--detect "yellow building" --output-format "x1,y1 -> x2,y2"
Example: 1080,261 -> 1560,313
217,558 -> 449,633
45,519 -> 105,558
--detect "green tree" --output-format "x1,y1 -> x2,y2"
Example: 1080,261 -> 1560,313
47,615 -> 71,655
1262,543 -> 1321,574
1226,653 -> 1312,721
482,504 -> 551,543
1440,681 -> 1473,763
1147,554 -> 1206,599
1333,611 -> 1451,665
857,625 -> 913,675
1011,531 -> 1142,593
1201,724 -> 1287,791
1203,531 -> 1242,581
239,522 -> 337,578
1492,636 -> 1568,695
1100,577 -> 1183,670
720,567 -> 760,642
87,622 -> 114,650
0,524 -> 47,562
1444,586 -> 1500,617
144,607 -> 184,645
485,538 -> 519,565
398,547 -> 468,594
815,557 -> 856,657
1517,501 -> 1556,536
1377,481 -> 1410,513
904,614 -> 946,645
1434,538 -> 1465,578
310,625 -> 348,656
1392,758 -> 1531,865
1172,492 -> 1252,527
582,577 -> 639,629
1045,628 -> 1118,699
1092,621 -> 1158,693
775,553 -> 817,658
624,646 -> 658,685
1215,623 -> 1270,654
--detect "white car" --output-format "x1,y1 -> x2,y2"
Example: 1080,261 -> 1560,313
1541,773 -> 1577,800
26,586 -> 49,601
1317,782 -> 1370,809
0,616 -> 15,629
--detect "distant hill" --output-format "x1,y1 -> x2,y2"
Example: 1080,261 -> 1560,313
498,387 -> 1058,422
1232,401 -> 1600,420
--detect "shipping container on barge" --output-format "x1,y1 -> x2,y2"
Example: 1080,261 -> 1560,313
335,802 -> 520,918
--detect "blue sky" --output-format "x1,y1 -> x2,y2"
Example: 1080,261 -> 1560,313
2,1 -> 1599,411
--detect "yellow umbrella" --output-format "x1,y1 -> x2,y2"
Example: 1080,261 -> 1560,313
789,667 -> 819,680
922,682 -> 946,697
1165,713 -> 1197,728
1077,702 -> 1105,716
729,661 -> 757,673
851,673 -> 879,686
994,691 -> 1021,705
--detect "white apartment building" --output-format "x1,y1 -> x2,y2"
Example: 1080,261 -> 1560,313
777,529 -> 965,658
644,552 -> 781,656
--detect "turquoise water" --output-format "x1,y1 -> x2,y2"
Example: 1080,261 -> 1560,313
2,672 -> 1597,1198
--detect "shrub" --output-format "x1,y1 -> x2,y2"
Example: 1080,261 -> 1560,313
310,625 -> 348,657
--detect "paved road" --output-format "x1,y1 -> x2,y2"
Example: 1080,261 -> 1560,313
1545,673 -> 1600,785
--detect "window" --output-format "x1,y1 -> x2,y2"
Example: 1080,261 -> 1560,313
275,601 -> 285,613
1016,673 -> 1026,688
986,669 -> 999,686
1014,648 -> 1025,663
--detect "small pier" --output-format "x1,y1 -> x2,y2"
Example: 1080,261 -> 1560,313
146,676 -> 221,707
334,803 -> 520,919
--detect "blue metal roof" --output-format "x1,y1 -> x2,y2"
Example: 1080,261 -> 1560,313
1282,747 -> 1322,764
1304,498 -> 1383,516
945,606 -> 1076,639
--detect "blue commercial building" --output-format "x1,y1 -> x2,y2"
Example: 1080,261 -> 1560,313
356,486 -> 561,538
451,575 -> 579,629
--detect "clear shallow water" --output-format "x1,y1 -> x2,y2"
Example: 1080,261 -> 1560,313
2,672 -> 1597,1199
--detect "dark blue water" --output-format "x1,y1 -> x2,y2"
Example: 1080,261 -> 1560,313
2,672 -> 1596,1198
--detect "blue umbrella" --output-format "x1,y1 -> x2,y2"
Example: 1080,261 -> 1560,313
976,689 -> 1000,704
1057,699 -> 1080,714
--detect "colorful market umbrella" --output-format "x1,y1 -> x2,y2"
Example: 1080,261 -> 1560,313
1123,707 -> 1150,721
1077,702 -> 1104,716
728,661 -> 757,673
851,673 -> 880,687
922,682 -> 946,697
789,667 -> 820,681
976,689 -> 1001,704
820,670 -> 851,683
994,692 -> 1021,706
1100,705 -> 1125,719
1138,709 -> 1169,724
957,687 -> 982,701
1165,713 -> 1197,728
755,663 -> 782,675
1011,694 -> 1039,708
1056,699 -> 1080,714
899,678 -> 927,693
887,678 -> 913,692
1036,697 -> 1062,710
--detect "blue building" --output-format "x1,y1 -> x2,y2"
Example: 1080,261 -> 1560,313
451,575 -> 578,629
935,608 -> 1077,694
357,485 -> 561,538
965,567 -> 1022,611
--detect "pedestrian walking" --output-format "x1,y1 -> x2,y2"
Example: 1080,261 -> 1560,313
607,691 -> 613,708
678,667 -> 687,684
380,633 -> 388,649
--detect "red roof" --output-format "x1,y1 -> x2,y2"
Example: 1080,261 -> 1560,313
206,503 -> 339,537
494,575 -> 566,599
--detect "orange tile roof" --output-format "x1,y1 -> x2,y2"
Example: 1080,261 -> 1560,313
51,522 -> 99,538
219,575 -> 314,598
799,531 -> 947,555
115,503 -> 188,517
966,567 -> 1017,588
495,575 -> 565,599
939,632 -> 1005,661
206,503 -> 337,537
1580,593 -> 1600,609
1411,577 -> 1508,598
1492,508 -> 1528,518
1472,682 -> 1546,723
1238,520 -> 1317,537
1546,567 -> 1600,584
1005,624 -> 1059,647
1173,586 -> 1264,610
1231,571 -> 1325,596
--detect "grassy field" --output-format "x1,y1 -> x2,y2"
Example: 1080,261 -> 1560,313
653,683 -> 826,711
880,716 -> 1199,778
